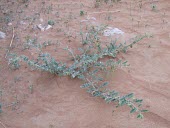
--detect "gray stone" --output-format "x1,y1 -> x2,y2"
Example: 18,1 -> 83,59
0,31 -> 6,39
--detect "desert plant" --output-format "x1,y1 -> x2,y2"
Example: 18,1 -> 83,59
48,20 -> 55,26
80,11 -> 85,16
95,0 -> 121,7
8,25 -> 148,118
151,4 -> 157,11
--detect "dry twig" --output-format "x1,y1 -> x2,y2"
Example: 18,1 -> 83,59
88,10 -> 120,15
5,27 -> 15,59
0,121 -> 7,128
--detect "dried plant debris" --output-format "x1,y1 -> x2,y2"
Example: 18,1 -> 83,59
37,24 -> 52,31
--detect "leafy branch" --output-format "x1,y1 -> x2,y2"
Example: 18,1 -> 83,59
8,26 -> 148,118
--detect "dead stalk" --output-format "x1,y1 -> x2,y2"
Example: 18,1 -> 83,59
0,121 -> 7,128
5,27 -> 15,59
88,10 -> 120,15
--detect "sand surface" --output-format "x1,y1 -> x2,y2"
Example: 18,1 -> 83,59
0,0 -> 170,128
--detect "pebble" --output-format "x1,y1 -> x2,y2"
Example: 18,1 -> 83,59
8,22 -> 12,26
39,18 -> 43,23
0,31 -> 6,39
20,21 -> 26,25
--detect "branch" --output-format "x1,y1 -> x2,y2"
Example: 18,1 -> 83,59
0,121 -> 7,128
5,27 -> 15,59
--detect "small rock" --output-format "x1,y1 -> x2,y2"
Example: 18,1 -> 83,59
39,18 -> 43,23
20,21 -> 26,25
87,16 -> 96,21
8,22 -> 12,26
32,25 -> 38,30
103,27 -> 124,37
0,31 -> 6,39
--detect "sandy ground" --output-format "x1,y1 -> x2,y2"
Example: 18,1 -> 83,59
0,0 -> 170,128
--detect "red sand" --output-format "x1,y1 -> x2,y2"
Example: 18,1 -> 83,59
0,0 -> 170,127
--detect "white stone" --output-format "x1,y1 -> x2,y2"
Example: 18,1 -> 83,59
20,21 -> 26,25
103,27 -> 124,36
39,18 -> 43,23
8,22 -> 12,26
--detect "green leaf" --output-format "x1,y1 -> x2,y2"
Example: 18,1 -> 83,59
130,44 -> 133,48
137,113 -> 144,119
119,99 -> 126,106
78,75 -> 85,80
122,61 -> 128,65
93,91 -> 101,97
80,83 -> 90,88
135,99 -> 143,103
105,97 -> 116,103
141,110 -> 148,113
130,107 -> 137,113
100,82 -> 108,88
124,93 -> 134,99
97,77 -> 103,81
138,104 -> 142,107
110,91 -> 119,97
